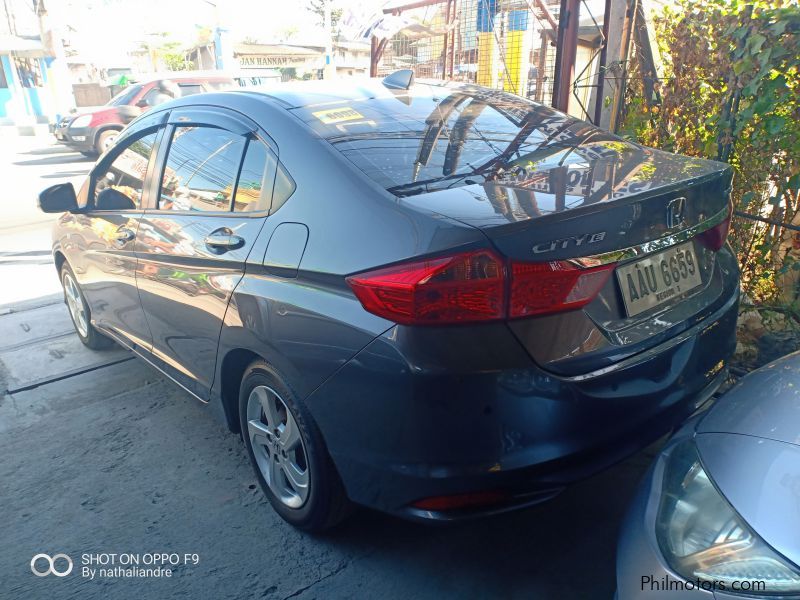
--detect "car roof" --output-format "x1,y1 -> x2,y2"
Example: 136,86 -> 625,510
215,79 -> 605,199
134,72 -> 235,85
230,78 -> 481,110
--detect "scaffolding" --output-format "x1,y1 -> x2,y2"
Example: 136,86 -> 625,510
370,0 -> 633,128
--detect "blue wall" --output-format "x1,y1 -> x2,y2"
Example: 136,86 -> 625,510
0,54 -> 52,120
0,55 -> 13,118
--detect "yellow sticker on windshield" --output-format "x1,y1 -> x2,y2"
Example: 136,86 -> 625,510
312,107 -> 364,124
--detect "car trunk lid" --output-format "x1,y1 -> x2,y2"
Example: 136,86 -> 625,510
401,145 -> 733,377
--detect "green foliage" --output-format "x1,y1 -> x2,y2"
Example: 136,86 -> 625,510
621,0 -> 800,302
306,0 -> 343,29
160,42 -> 192,72
138,35 -> 192,72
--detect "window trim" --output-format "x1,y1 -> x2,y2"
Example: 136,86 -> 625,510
87,125 -> 165,213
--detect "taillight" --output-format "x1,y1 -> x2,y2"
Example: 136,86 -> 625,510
347,249 -> 615,325
411,490 -> 510,511
346,250 -> 505,325
510,261 -> 615,318
698,203 -> 732,251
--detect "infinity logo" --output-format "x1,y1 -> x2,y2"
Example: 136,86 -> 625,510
30,553 -> 73,577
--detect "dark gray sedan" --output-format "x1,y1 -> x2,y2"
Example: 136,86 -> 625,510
617,352 -> 800,598
39,74 -> 740,531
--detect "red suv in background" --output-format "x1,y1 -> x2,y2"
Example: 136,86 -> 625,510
54,74 -> 234,156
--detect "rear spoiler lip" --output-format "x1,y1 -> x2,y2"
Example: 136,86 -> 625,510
489,165 -> 732,228
399,165 -> 733,231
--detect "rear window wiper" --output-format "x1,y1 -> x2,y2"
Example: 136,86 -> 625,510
387,173 -> 485,198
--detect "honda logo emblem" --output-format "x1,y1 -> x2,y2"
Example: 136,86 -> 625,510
666,197 -> 687,229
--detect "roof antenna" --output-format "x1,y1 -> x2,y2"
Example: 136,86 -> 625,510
382,69 -> 415,90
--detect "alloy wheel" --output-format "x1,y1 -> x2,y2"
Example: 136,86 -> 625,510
246,385 -> 310,508
63,271 -> 89,337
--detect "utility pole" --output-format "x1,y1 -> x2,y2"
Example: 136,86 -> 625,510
204,0 -> 231,71
323,0 -> 335,80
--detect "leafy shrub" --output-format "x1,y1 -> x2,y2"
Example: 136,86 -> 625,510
620,0 -> 800,302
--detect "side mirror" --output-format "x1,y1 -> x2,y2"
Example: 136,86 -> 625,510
96,187 -> 135,211
38,183 -> 78,213
136,99 -> 149,109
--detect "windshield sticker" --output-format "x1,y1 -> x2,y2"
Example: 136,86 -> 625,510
312,107 -> 365,124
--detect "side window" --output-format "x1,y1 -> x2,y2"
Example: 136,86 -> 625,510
159,126 -> 245,212
233,138 -> 276,213
93,130 -> 158,210
270,163 -> 296,214
140,87 -> 160,106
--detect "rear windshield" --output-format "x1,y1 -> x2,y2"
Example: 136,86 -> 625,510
290,87 -> 620,197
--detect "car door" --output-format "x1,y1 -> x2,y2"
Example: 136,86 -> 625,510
134,107 -> 276,400
70,124 -> 163,351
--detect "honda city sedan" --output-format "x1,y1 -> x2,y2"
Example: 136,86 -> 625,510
39,73 -> 740,531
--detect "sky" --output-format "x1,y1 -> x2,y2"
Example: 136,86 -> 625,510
7,0 -> 621,68
44,0 -> 377,67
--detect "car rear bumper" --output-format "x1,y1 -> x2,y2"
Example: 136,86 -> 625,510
305,283 -> 740,519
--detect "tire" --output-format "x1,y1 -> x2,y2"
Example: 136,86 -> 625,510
238,360 -> 351,532
94,129 -> 120,155
60,263 -> 114,350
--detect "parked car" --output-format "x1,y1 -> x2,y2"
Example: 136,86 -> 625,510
38,72 -> 740,532
617,352 -> 800,598
54,74 -> 234,157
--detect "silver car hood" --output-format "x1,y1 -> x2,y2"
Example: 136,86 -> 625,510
694,353 -> 800,569
698,351 -> 800,446
696,432 -> 800,569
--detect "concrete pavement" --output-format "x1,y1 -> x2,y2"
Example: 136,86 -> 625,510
0,138 -> 93,307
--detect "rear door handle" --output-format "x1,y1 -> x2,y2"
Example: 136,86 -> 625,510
204,233 -> 245,251
115,227 -> 135,243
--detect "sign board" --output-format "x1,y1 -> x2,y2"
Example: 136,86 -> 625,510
237,54 -> 320,69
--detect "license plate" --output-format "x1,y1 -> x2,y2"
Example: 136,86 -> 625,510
616,241 -> 702,317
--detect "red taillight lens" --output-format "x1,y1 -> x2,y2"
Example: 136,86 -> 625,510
510,261 -> 615,318
348,249 -> 616,325
698,203 -> 733,251
346,250 -> 506,325
411,490 -> 510,511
